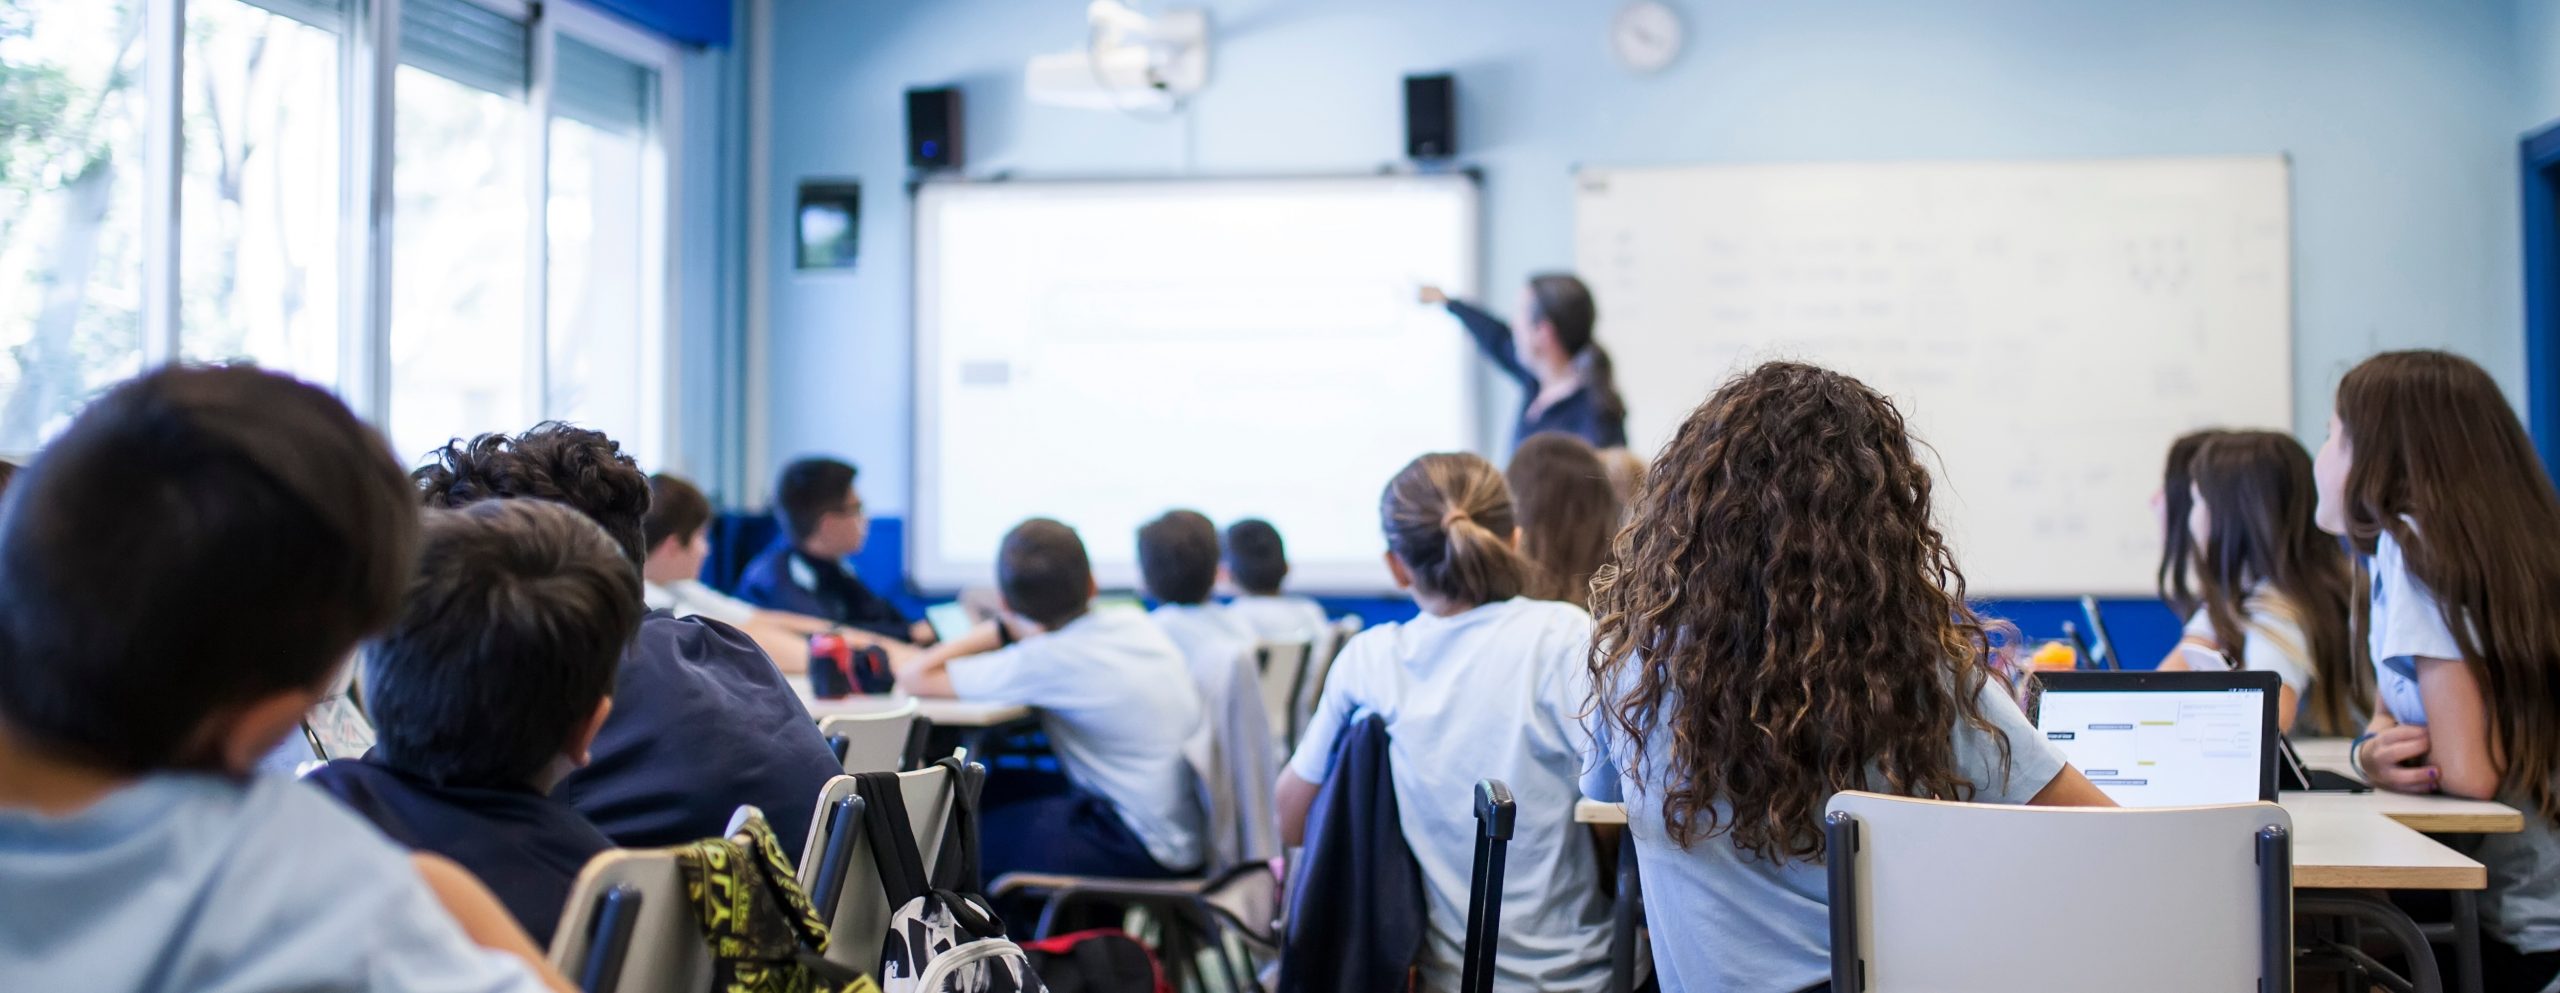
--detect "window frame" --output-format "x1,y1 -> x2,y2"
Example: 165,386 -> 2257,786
12,0 -> 687,472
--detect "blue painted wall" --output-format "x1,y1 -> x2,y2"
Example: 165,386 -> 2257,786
755,0 -> 2541,656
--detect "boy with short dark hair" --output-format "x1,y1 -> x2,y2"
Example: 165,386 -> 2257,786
1140,509 -> 1258,661
0,366 -> 567,992
895,519 -> 1206,881
1222,518 -> 1329,645
309,500 -> 638,945
737,457 -> 936,647
1139,509 -> 1279,865
642,472 -> 844,674
413,424 -> 841,852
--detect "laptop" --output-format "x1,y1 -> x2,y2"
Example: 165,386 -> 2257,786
926,601 -> 976,643
2031,670 -> 2281,806
2078,596 -> 2122,670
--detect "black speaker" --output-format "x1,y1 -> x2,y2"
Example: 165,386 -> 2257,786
905,86 -> 963,172
1404,73 -> 1455,161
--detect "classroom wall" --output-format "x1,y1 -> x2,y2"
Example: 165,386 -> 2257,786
2525,0 -> 2560,131
754,0 -> 2538,647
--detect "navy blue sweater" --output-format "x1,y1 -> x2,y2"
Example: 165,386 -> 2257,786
1446,299 -> 1629,451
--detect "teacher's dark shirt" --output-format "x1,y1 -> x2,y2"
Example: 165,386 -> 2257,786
1445,299 -> 1628,450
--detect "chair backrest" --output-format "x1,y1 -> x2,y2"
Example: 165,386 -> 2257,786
796,761 -> 981,970
1254,642 -> 1311,751
549,849 -> 714,993
1293,616 -> 1363,747
817,697 -> 924,774
1824,792 -> 2291,993
1460,780 -> 1516,993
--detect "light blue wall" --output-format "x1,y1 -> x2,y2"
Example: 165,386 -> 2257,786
2526,0 -> 2560,129
763,0 -> 2533,516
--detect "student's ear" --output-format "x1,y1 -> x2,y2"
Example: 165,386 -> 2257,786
1086,576 -> 1100,601
211,686 -> 324,776
566,697 -> 614,767
1383,551 -> 1414,591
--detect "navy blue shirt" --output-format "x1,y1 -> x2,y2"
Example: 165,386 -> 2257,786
736,543 -> 912,642
1445,299 -> 1628,451
306,756 -> 613,946
550,610 -> 840,853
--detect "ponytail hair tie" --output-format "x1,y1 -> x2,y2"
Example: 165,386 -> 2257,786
1441,508 -> 1471,529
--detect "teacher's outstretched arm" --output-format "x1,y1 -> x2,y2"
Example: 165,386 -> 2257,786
1421,285 -> 1535,388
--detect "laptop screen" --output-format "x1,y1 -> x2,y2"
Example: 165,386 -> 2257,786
2032,670 -> 2281,806
925,602 -> 975,643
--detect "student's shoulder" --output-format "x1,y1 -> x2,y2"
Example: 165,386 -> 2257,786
214,775 -> 439,913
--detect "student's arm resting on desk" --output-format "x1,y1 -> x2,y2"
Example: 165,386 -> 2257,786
2356,709 -> 2444,795
891,622 -> 1005,698
2415,656 -> 2503,799
411,853 -> 578,993
2027,765 -> 2118,807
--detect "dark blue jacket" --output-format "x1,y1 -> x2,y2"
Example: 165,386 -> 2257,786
551,610 -> 841,853
306,756 -> 613,946
1279,715 -> 1424,993
1446,298 -> 1629,451
736,543 -> 912,643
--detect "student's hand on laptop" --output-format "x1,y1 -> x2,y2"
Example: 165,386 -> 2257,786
2359,724 -> 2440,794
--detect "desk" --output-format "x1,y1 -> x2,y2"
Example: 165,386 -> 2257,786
791,682 -> 1033,728
1578,746 -> 2525,993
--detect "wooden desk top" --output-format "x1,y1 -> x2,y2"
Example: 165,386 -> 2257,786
2290,738 -> 2525,834
792,684 -> 1033,727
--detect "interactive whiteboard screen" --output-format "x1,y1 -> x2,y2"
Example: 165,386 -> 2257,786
1576,157 -> 2292,596
913,176 -> 1480,594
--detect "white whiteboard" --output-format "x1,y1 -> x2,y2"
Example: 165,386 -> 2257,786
1575,157 -> 2292,596
913,176 -> 1479,594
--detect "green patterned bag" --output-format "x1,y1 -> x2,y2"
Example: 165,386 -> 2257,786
677,810 -> 883,993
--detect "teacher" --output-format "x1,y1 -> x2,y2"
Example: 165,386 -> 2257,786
1421,273 -> 1628,451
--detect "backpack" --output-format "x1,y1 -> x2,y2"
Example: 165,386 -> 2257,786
854,759 -> 1047,993
1020,930 -> 1168,993
675,810 -> 882,993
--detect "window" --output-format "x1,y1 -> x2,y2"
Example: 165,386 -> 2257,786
386,0 -> 532,464
547,35 -> 660,466
0,0 -> 148,452
178,0 -> 345,388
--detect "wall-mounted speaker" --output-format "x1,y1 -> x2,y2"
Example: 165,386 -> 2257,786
906,86 -> 964,172
1404,73 -> 1455,161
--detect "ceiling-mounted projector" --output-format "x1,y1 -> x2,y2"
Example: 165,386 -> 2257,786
1025,2 -> 1209,111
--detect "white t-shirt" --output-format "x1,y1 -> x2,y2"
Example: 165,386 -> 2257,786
1151,604 -> 1258,685
1286,598 -> 1611,992
2368,529 -> 2464,726
2179,585 -> 2314,692
643,578 -> 759,627
1225,594 -> 1327,646
947,609 -> 1206,870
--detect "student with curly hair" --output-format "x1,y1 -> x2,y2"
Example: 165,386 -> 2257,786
1582,361 -> 2110,993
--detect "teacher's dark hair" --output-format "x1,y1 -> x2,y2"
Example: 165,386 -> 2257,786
1529,273 -> 1625,426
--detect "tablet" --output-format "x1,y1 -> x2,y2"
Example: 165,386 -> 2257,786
2032,670 -> 2281,805
925,601 -> 975,643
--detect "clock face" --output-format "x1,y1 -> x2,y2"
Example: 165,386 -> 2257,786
1611,1 -> 1684,74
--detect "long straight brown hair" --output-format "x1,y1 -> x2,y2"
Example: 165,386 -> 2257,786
2187,431 -> 2361,735
2157,429 -> 2227,617
1588,361 -> 2007,862
1505,432 -> 1620,609
2336,350 -> 2560,820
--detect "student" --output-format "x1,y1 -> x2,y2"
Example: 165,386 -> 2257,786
894,519 -> 1206,882
738,457 -> 935,647
1277,452 -> 1612,993
2321,351 -> 2560,989
1505,431 -> 1621,609
2155,431 -> 2359,735
1222,518 -> 1328,646
644,472 -> 853,674
1582,361 -> 2111,993
0,365 -> 569,992
415,424 -> 841,852
1596,446 -> 1646,523
2153,428 -> 2227,619
1421,275 -> 1629,451
1140,508 -> 1257,653
309,500 -> 636,946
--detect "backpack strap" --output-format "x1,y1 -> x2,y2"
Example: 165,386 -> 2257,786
927,756 -> 984,894
853,770 -> 931,909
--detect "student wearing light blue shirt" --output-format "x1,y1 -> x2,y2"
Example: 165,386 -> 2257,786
2321,351 -> 2560,993
1580,362 -> 2110,993
0,366 -> 566,993
1278,453 -> 1612,993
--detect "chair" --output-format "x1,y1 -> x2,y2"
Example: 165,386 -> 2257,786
794,759 -> 985,969
1823,792 -> 2292,993
1290,616 -> 1363,749
817,697 -> 927,774
1460,780 -> 1516,993
549,851 -> 712,993
1254,641 -> 1312,752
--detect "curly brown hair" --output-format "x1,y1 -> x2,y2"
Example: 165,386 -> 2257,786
1588,361 -> 2012,862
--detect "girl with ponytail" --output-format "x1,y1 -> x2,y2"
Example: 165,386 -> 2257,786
1275,452 -> 1612,992
1421,273 -> 1629,451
